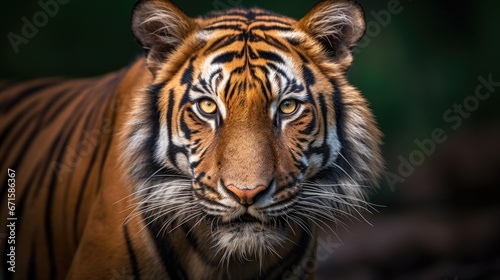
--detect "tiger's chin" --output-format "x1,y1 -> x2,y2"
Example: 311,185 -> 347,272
209,216 -> 290,262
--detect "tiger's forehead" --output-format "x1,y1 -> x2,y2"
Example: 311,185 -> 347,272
187,9 -> 308,102
194,8 -> 301,62
196,8 -> 297,30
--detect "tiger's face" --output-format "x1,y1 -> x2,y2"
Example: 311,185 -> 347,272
126,0 -> 383,261
178,33 -> 337,250
181,31 -> 339,215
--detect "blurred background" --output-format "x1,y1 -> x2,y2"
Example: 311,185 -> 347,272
1,0 -> 500,279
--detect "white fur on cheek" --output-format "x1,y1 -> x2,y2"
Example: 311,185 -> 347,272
327,125 -> 341,164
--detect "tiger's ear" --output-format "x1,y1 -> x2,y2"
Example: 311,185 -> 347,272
132,0 -> 197,74
298,0 -> 365,69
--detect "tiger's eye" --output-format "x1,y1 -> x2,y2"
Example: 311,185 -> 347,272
198,99 -> 218,115
279,99 -> 298,115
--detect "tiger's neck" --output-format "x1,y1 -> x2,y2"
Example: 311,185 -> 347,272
147,222 -> 317,279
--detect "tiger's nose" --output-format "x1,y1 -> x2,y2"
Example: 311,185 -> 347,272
226,184 -> 267,205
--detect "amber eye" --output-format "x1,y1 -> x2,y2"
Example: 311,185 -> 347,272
198,99 -> 218,115
279,99 -> 298,115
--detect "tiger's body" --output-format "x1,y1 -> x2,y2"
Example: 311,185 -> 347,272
1,1 -> 383,279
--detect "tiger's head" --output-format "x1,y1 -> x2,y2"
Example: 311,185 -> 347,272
124,0 -> 383,262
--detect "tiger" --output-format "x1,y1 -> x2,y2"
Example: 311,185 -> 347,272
0,0 -> 383,279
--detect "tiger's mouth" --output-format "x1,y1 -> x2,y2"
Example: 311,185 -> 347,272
230,213 -> 260,224
211,213 -> 264,227
213,213 -> 289,233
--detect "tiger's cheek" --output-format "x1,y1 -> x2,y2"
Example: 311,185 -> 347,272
193,145 -> 220,182
179,107 -> 221,192
274,165 -> 300,194
277,106 -> 320,179
271,140 -> 303,193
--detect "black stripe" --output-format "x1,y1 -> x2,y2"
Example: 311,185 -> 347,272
298,112 -> 316,135
312,80 -> 351,183
254,75 -> 272,103
253,34 -> 290,52
289,81 -> 305,94
302,65 -> 316,85
212,51 -> 239,64
205,24 -> 244,31
245,10 -> 257,20
204,35 -> 242,54
257,50 -> 284,64
180,58 -> 195,107
146,83 -> 163,161
297,52 -> 309,64
181,60 -> 194,86
250,25 -> 293,31
304,94 -> 331,164
124,226 -> 141,279
180,113 -> 193,141
165,87 -> 189,172
203,36 -> 229,54
247,45 -> 258,60
166,89 -> 179,169
286,37 -> 301,46
114,80 -> 164,177
208,18 -> 293,28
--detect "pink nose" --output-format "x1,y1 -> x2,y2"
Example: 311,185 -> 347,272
226,184 -> 267,205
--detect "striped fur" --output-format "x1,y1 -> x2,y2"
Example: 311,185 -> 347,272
0,0 -> 383,279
